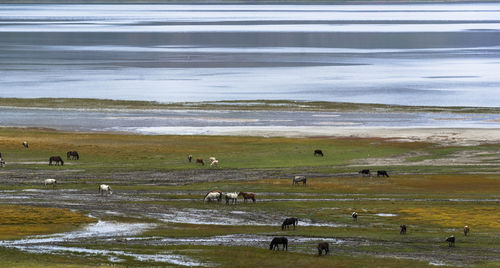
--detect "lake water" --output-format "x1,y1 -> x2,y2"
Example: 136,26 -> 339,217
1,4 -> 500,106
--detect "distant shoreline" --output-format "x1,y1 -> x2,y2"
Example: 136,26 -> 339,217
1,97 -> 500,114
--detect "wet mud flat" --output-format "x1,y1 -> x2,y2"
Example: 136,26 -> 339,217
0,168 -> 498,267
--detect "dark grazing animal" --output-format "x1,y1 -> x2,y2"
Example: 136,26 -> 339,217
400,224 -> 407,235
23,141 -> 29,149
66,151 -> 79,160
238,192 -> 256,203
377,170 -> 389,177
269,237 -> 288,251
464,225 -> 470,236
282,218 -> 298,230
359,169 -> 371,176
352,212 -> 358,221
446,236 -> 455,247
196,158 -> 204,165
188,155 -> 193,162
292,176 -> 306,186
317,242 -> 329,256
49,156 -> 64,166
314,149 -> 324,157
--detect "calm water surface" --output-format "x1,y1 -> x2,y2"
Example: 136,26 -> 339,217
1,4 -> 500,106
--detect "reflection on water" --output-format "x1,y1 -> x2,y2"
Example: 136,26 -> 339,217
1,4 -> 500,106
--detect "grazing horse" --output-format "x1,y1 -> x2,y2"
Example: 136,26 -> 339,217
400,224 -> 407,235
238,192 -> 256,203
446,236 -> 455,247
464,225 -> 470,236
359,169 -> 371,177
44,179 -> 57,189
99,184 -> 112,195
0,158 -> 4,168
196,158 -> 204,166
292,176 -> 306,186
225,192 -> 238,204
66,151 -> 79,160
204,190 -> 222,202
269,237 -> 288,251
314,149 -> 324,157
377,170 -> 389,177
23,141 -> 29,149
210,160 -> 219,168
352,212 -> 358,221
188,155 -> 193,162
282,218 -> 298,230
49,156 -> 64,166
317,242 -> 329,256
209,157 -> 217,163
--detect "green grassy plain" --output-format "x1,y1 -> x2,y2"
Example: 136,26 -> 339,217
0,127 -> 498,267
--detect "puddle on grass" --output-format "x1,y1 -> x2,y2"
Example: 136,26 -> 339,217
149,208 -> 346,228
375,213 -> 398,217
0,221 -> 211,266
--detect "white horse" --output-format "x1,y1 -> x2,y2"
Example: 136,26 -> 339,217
225,192 -> 238,204
44,178 -> 57,189
209,157 -> 217,163
23,141 -> 29,149
204,190 -> 222,202
210,160 -> 219,167
99,184 -> 112,196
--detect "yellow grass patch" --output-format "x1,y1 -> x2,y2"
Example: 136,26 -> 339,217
400,207 -> 500,230
0,205 -> 96,239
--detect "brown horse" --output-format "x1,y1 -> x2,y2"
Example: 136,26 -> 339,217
196,158 -> 204,165
66,151 -> 79,160
238,192 -> 256,203
317,242 -> 329,255
49,156 -> 64,166
464,225 -> 470,236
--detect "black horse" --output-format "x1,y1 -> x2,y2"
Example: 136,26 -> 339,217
377,170 -> 389,177
66,151 -> 79,160
400,224 -> 407,235
446,236 -> 455,247
49,156 -> 64,166
282,218 -> 298,230
269,237 -> 288,251
314,149 -> 324,157
359,169 -> 371,176
317,242 -> 329,255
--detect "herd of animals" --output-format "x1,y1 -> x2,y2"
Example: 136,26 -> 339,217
1,143 -> 471,255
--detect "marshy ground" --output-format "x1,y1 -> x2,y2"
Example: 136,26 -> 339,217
0,128 -> 498,267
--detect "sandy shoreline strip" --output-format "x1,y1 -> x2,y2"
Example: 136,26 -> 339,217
133,126 -> 500,146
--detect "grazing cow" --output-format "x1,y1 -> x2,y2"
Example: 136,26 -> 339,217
359,169 -> 371,177
188,155 -> 193,162
314,149 -> 324,157
99,184 -> 112,196
210,160 -> 219,168
400,224 -> 407,235
377,170 -> 389,177
446,236 -> 455,247
352,212 -> 358,221
66,151 -> 79,160
44,179 -> 57,189
282,218 -> 298,230
238,192 -> 256,203
464,225 -> 470,236
196,158 -> 204,166
225,192 -> 238,204
269,237 -> 288,251
23,141 -> 29,149
49,156 -> 64,166
317,242 -> 329,256
204,190 -> 222,202
292,176 -> 306,186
